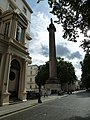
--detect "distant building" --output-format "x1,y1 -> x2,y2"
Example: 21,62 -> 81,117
0,0 -> 33,105
26,65 -> 38,93
62,80 -> 80,92
74,80 -> 80,90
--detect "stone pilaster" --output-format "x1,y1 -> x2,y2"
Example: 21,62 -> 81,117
18,59 -> 27,101
0,52 -> 12,105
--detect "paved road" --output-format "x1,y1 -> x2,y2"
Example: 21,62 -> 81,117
0,91 -> 90,120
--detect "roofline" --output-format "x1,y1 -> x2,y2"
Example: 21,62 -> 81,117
28,65 -> 38,67
22,0 -> 33,13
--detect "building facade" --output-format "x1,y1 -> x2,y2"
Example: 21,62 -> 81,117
26,65 -> 38,93
0,0 -> 33,105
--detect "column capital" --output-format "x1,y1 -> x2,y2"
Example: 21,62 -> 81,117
5,52 -> 13,56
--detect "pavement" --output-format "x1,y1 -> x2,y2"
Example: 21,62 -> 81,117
0,94 -> 68,117
0,90 -> 84,117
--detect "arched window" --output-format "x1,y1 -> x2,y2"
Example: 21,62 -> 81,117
11,59 -> 20,70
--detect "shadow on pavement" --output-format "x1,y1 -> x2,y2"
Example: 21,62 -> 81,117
75,91 -> 90,98
64,116 -> 90,120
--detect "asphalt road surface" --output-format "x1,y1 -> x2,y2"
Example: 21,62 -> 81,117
0,91 -> 90,120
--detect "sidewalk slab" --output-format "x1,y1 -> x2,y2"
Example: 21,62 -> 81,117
0,100 -> 37,117
0,95 -> 64,117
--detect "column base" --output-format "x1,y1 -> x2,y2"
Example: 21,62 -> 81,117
45,83 -> 61,95
0,92 -> 10,106
46,77 -> 59,84
18,91 -> 27,102
45,77 -> 61,95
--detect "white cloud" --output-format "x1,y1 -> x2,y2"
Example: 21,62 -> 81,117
31,53 -> 49,65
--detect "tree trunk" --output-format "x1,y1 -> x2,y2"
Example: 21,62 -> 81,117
38,85 -> 42,103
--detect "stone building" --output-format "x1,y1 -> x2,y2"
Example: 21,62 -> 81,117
26,65 -> 38,93
0,0 -> 33,105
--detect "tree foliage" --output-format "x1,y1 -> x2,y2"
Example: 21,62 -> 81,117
57,57 -> 76,84
38,0 -> 90,50
81,52 -> 90,89
35,58 -> 77,87
35,62 -> 49,88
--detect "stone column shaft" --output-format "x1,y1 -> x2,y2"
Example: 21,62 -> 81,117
47,18 -> 57,82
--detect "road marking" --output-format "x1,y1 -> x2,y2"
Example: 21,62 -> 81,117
0,100 -> 54,119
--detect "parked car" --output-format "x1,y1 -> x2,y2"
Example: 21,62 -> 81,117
27,91 -> 38,100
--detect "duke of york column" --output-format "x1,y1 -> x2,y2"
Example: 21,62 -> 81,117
45,18 -> 60,94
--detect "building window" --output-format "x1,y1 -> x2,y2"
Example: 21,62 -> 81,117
30,78 -> 32,82
16,24 -> 23,42
35,85 -> 37,89
30,85 -> 32,89
23,6 -> 27,15
9,4 -> 14,11
4,22 -> 10,36
30,71 -> 32,75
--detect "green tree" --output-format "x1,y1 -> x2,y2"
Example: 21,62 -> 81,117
57,57 -> 76,85
35,58 -> 76,88
35,62 -> 49,91
38,0 -> 90,50
81,52 -> 90,89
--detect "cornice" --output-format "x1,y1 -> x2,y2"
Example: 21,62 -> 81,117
22,0 -> 33,13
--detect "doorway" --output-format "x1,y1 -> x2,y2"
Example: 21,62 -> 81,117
9,59 -> 20,102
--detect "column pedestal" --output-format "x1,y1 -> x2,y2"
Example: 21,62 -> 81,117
0,92 -> 10,106
45,78 -> 61,95
19,91 -> 27,102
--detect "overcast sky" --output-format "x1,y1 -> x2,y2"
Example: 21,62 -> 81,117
26,0 -> 85,80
